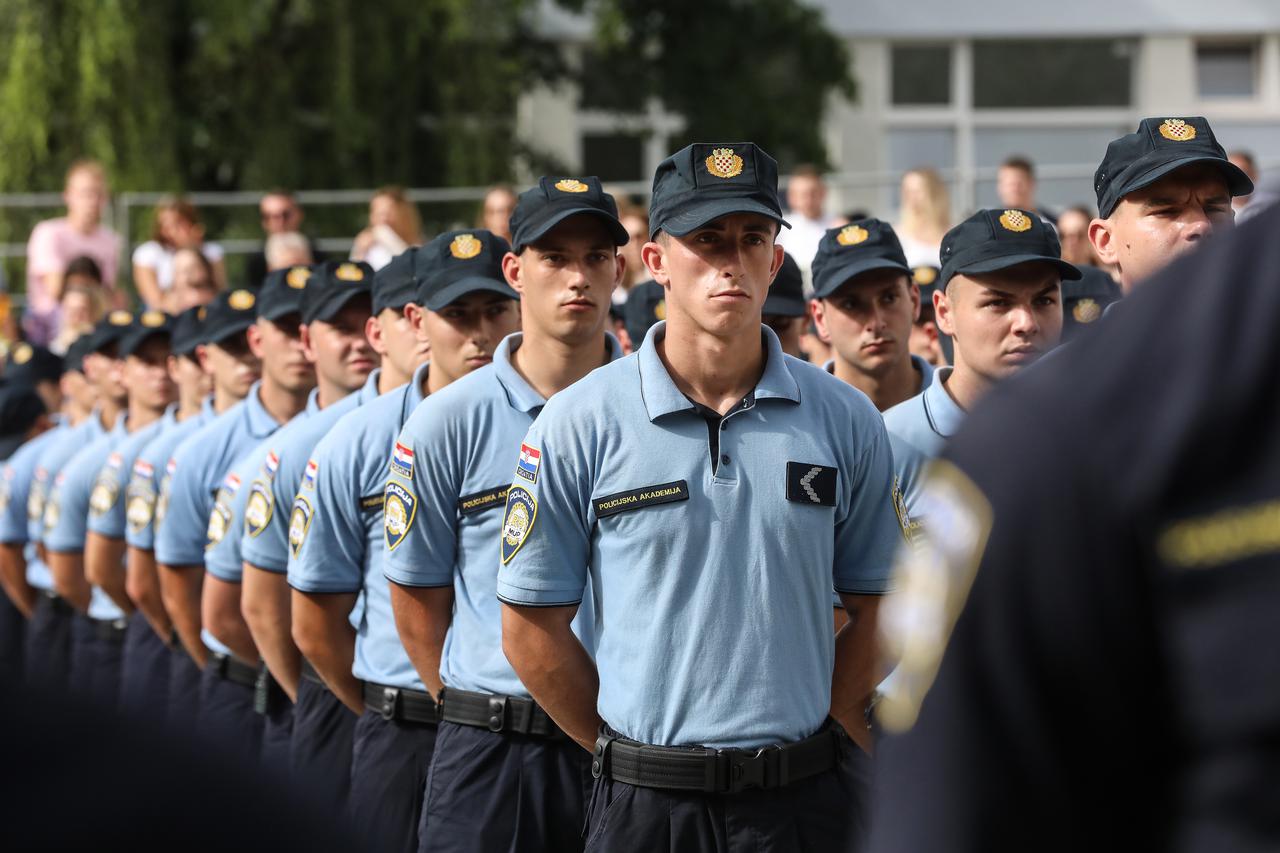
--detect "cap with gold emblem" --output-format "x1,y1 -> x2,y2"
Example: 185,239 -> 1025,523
508,176 -> 629,253
203,288 -> 259,346
372,248 -> 421,315
648,142 -> 789,238
0,384 -> 47,459
623,279 -> 666,348
258,264 -> 311,323
170,305 -> 207,358
810,218 -> 911,300
939,208 -> 1082,288
414,230 -> 517,312
1060,265 -> 1122,341
4,342 -> 63,387
301,260 -> 374,325
762,253 -> 806,318
119,310 -> 175,358
1094,116 -> 1254,218
86,309 -> 138,354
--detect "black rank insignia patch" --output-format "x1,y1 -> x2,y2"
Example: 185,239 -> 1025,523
786,462 -> 837,506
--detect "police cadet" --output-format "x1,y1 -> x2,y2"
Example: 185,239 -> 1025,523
387,178 -> 627,853
10,336 -> 97,687
42,312 -> 134,702
809,219 -> 933,413
231,261 -> 379,792
499,143 -> 903,852
882,208 -> 1074,520
760,252 -> 806,357
293,232 -> 519,853
868,192 -> 1280,853
4,342 -> 64,422
623,279 -> 665,350
1088,116 -> 1252,295
156,284 -> 311,753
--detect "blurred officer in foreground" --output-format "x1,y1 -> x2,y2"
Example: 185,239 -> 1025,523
623,279 -> 664,350
761,253 -> 807,357
4,342 -> 65,415
810,219 -> 933,412
500,143 -> 903,852
295,235 -> 517,851
387,179 -> 626,853
869,196 -> 1280,853
1088,116 -> 1251,294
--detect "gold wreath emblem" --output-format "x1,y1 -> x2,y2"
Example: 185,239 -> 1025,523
705,147 -> 744,180
197,306 -> 208,321
554,179 -> 589,193
998,210 -> 1032,233
1072,298 -> 1102,324
335,262 -> 365,282
229,290 -> 256,311
654,300 -> 666,321
450,234 -> 483,260
141,310 -> 166,328
109,310 -> 134,326
836,225 -> 869,246
913,266 -> 938,286
286,266 -> 311,289
12,343 -> 32,365
1159,119 -> 1196,142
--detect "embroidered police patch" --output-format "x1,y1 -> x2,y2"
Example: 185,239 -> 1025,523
27,473 -> 46,523
383,481 -> 417,551
206,495 -> 233,550
515,443 -> 541,484
390,442 -> 414,479
785,462 -> 837,506
125,479 -> 156,535
500,486 -> 537,565
458,484 -> 510,515
892,476 -> 917,544
594,480 -> 689,518
244,480 -> 273,538
88,472 -> 119,518
288,496 -> 314,557
302,459 -> 318,490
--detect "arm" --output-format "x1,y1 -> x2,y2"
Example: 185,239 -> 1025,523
131,262 -> 165,311
291,590 -> 362,714
832,593 -> 881,753
388,583 -> 454,697
158,563 -> 206,667
242,564 -> 298,699
47,550 -> 91,612
0,543 -> 35,617
201,573 -> 257,663
85,532 -> 132,614
126,546 -> 172,641
501,602 -> 601,752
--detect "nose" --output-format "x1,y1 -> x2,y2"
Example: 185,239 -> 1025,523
1010,305 -> 1039,336
1183,210 -> 1213,242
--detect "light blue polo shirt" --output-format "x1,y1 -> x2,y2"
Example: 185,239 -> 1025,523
497,322 -> 903,749
29,415 -> 107,553
241,370 -> 380,575
383,334 -> 618,698
124,398 -> 216,552
86,413 -> 170,540
882,365 -> 965,522
290,363 -> 429,690
826,353 -> 936,400
44,417 -> 131,620
0,427 -> 61,591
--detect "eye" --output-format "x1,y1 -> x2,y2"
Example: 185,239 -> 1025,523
880,291 -> 898,304
744,234 -> 765,246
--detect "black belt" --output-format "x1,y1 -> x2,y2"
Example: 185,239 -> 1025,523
38,590 -> 73,615
592,726 -> 840,794
254,661 -> 290,715
300,658 -> 326,686
362,681 -> 439,725
440,687 -> 564,739
90,616 -> 128,643
206,651 -> 258,688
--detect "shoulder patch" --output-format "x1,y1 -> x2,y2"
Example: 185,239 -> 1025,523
261,451 -> 279,481
88,469 -> 120,518
459,484 -> 511,516
288,495 -> 314,557
515,443 -> 541,484
125,473 -> 157,535
205,488 -> 234,550
892,476 -> 918,544
27,480 -> 46,523
390,442 -> 414,479
244,480 -> 273,538
301,459 -> 318,490
383,481 -> 417,551
500,485 -> 537,564
594,481 -> 689,518
785,462 -> 837,507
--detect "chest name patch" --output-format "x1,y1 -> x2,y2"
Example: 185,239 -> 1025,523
786,462 -> 837,507
594,480 -> 689,519
459,484 -> 510,515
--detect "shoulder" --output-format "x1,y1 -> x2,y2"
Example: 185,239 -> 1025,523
173,406 -> 240,464
883,390 -> 931,443
788,355 -> 882,429
407,365 -> 500,434
132,241 -> 166,265
539,354 -> 636,424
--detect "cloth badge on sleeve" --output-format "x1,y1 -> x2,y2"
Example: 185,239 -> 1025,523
458,484 -> 510,516
302,459 -> 318,490
261,451 -> 279,481
88,470 -> 120,518
390,443 -> 414,480
244,480 -> 273,538
27,469 -> 46,522
205,474 -> 241,549
785,462 -> 837,507
288,495 -> 314,557
42,489 -> 61,531
594,481 -> 689,519
515,443 -> 541,484
500,486 -> 537,565
0,474 -> 9,514
125,475 -> 157,535
359,493 -> 385,512
383,481 -> 417,551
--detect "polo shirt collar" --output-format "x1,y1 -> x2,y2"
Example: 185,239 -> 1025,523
304,387 -> 322,416
356,368 -> 382,404
495,332 -> 624,415
924,366 -> 966,439
244,381 -> 282,438
638,321 -> 800,422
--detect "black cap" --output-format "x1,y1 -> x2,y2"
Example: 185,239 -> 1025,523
810,219 -> 912,300
1095,117 -> 1254,218
911,265 -> 941,290
1061,265 -> 1123,340
119,310 -> 174,358
204,288 -> 260,346
5,343 -> 63,386
762,253 -> 806,317
171,305 -> 206,358
0,385 -> 47,460
648,142 -> 789,238
372,249 -> 420,315
939,208 -> 1082,287
509,176 -> 629,253
302,261 -> 374,325
624,280 -> 666,347
86,310 -> 136,354
415,230 -> 518,312
63,335 -> 94,374
258,264 -> 312,323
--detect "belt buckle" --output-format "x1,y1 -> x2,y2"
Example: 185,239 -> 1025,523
487,696 -> 507,732
720,744 -> 781,793
380,686 -> 398,721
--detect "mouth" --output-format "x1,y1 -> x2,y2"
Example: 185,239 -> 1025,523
861,340 -> 894,353
1003,346 -> 1040,362
465,354 -> 492,368
349,357 -> 375,372
562,298 -> 596,312
709,290 -> 751,303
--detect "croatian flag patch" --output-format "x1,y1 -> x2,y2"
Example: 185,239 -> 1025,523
390,442 -> 414,479
302,459 -> 319,490
263,451 -> 280,480
515,443 -> 541,484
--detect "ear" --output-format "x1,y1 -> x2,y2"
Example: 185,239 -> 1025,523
768,243 -> 785,282
247,322 -> 267,359
1089,217 -> 1119,266
404,302 -> 429,345
613,250 -> 626,289
366,314 -> 388,357
195,344 -> 211,375
299,323 -> 318,363
641,239 -> 669,285
809,299 -> 833,344
934,286 -> 957,338
501,251 -> 524,296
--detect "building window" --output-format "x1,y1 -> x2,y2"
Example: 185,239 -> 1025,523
891,44 -> 952,106
1197,42 -> 1257,98
972,39 -> 1134,108
582,133 -> 647,182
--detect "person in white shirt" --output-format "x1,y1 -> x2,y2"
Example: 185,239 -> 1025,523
131,197 -> 226,309
776,165 -> 839,275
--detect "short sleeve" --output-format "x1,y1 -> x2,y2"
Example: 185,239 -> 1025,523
86,458 -> 129,539
123,457 -> 160,549
207,462 -> 254,582
44,463 -> 95,553
289,432 -> 364,593
131,241 -> 164,269
155,444 -> 212,567
832,411 -> 900,595
242,445 -> 303,574
493,411 -> 593,607
888,432 -> 931,525
0,463 -> 30,543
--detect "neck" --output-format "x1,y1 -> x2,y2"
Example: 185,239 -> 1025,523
658,320 -> 764,415
66,405 -> 92,426
834,354 -> 921,413
316,375 -> 354,410
177,389 -> 205,420
943,357 -> 991,412
258,375 -> 309,425
378,360 -> 412,394
212,384 -> 244,414
511,331 -> 609,401
67,212 -> 98,234
126,400 -> 164,432
98,398 -> 123,431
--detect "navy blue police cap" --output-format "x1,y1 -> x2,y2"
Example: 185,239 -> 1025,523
810,219 -> 912,300
203,288 -> 259,346
0,385 -> 47,459
171,305 -> 206,358
648,142 -> 789,238
5,342 -> 63,387
762,253 -> 806,318
373,249 -> 421,315
509,176 -> 629,253
1060,265 -> 1123,341
624,279 -> 666,348
1095,117 -> 1254,218
86,309 -> 137,355
302,261 -> 374,325
119,310 -> 174,358
415,230 -> 518,312
62,335 -> 95,374
940,208 -> 1082,287
258,264 -> 312,323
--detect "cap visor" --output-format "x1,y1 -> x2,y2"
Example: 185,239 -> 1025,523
205,317 -> 255,345
120,329 -> 171,358
659,199 -> 789,237
954,254 -> 1083,281
259,302 -> 305,322
516,207 -> 630,252
812,258 -> 912,299
305,289 -> 371,325
1119,154 -> 1254,208
761,295 -> 807,317
424,277 -> 519,312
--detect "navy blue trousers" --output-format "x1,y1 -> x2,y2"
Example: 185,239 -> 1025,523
348,710 -> 438,853
166,643 -> 202,733
69,613 -> 124,709
290,676 -> 356,810
196,662 -> 263,760
0,590 -> 25,681
117,611 -> 169,720
24,593 -> 72,691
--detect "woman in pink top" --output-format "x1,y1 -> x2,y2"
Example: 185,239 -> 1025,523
24,160 -> 123,345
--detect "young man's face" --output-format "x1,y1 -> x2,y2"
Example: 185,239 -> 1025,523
645,213 -> 783,341
996,166 -> 1035,210
124,337 -> 175,412
260,194 -> 300,235
253,315 -> 314,394
505,214 -> 622,347
937,263 -> 1062,383
374,305 -> 431,384
204,332 -> 261,399
302,300 -> 377,395
417,292 -> 521,387
1090,164 -> 1233,292
812,269 -> 919,378
169,352 -> 211,400
64,168 -> 107,224
84,350 -> 126,405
